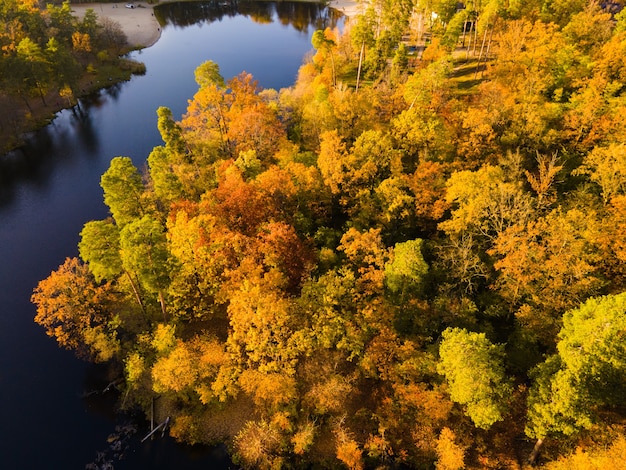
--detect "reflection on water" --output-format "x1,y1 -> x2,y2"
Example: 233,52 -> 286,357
0,87 -> 121,208
155,0 -> 343,33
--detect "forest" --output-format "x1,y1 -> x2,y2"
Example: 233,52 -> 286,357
31,0 -> 626,468
0,0 -> 141,153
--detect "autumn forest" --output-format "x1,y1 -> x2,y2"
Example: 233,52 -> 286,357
29,0 -> 626,468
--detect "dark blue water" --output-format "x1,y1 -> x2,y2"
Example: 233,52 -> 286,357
0,3 -> 342,468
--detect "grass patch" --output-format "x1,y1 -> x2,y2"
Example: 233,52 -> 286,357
449,57 -> 486,96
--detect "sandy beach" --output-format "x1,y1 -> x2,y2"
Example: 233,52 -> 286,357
72,1 -> 361,49
71,2 -> 162,48
330,0 -> 364,18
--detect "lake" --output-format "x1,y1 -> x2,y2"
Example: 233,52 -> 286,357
0,2 -> 343,467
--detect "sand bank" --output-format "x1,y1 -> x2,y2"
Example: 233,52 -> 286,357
71,2 -> 161,48
330,0 -> 364,18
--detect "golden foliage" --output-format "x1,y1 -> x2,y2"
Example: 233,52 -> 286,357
543,434 -> 626,470
238,369 -> 297,409
292,421 -> 316,455
435,427 -> 465,470
335,428 -> 364,470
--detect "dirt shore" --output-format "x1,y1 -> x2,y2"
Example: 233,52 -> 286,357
72,0 -> 361,49
330,0 -> 364,18
71,2 -> 162,48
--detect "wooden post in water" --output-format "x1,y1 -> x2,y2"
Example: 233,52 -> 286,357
141,417 -> 171,443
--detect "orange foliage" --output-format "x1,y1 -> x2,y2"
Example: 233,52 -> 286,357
408,161 -> 450,222
435,427 -> 465,470
238,370 -> 297,409
210,164 -> 275,234
32,257 -> 117,359
255,221 -> 315,292
335,428 -> 364,470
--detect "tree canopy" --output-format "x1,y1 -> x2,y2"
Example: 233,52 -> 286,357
32,1 -> 626,468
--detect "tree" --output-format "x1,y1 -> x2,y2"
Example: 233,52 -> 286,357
226,96 -> 286,163
542,435 -> 626,470
318,129 -> 395,222
435,427 -> 465,470
226,279 -> 299,375
101,156 -> 147,227
151,335 -> 227,398
79,8 -> 99,39
79,218 -> 148,315
32,257 -> 120,361
538,0 -> 588,26
403,57 -> 453,112
97,16 -> 127,49
156,106 -> 187,156
490,208 -> 605,346
526,293 -> 626,461
384,239 -> 428,298
16,37 -> 50,106
194,59 -> 224,89
181,76 -> 232,158
148,146 -> 188,205
438,165 -> 534,242
311,29 -> 337,88
165,208 -> 226,320
561,3 -> 613,56
210,164 -> 274,235
437,327 -> 512,429
349,8 -> 376,92
233,419 -> 284,469
335,431 -> 364,470
79,219 -> 122,283
120,215 -> 173,318
575,143 -> 626,205
45,37 -> 81,101
45,1 -> 75,45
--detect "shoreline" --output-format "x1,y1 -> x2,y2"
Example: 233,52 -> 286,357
71,2 -> 162,49
72,0 -> 361,50
1,0 -> 362,155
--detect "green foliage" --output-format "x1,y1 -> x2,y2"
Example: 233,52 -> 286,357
527,293 -> 626,439
0,0 -> 136,152
438,328 -> 512,429
194,60 -> 224,88
79,219 -> 122,283
384,239 -> 428,296
119,215 -> 172,297
101,157 -> 147,227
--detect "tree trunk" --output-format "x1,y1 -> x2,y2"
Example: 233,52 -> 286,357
330,50 -> 336,88
474,25 -> 490,80
465,20 -> 474,60
461,19 -> 468,47
356,41 -> 365,92
36,81 -> 47,107
125,269 -> 146,315
21,94 -> 33,113
528,438 -> 544,465
158,289 -> 167,321
472,20 -> 479,56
